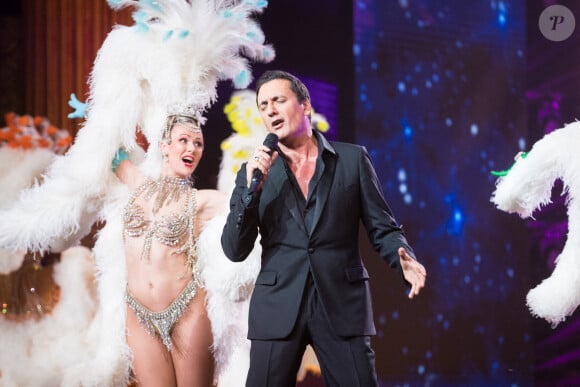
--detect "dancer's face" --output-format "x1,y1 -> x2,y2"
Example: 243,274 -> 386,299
160,123 -> 204,178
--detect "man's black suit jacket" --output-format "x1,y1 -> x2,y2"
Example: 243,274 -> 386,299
221,131 -> 415,340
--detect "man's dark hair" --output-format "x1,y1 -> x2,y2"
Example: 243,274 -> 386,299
255,70 -> 311,104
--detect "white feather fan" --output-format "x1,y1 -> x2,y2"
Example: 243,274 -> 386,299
491,121 -> 580,326
0,0 -> 274,253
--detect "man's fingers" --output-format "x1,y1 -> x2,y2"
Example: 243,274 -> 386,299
408,277 -> 424,299
406,266 -> 426,299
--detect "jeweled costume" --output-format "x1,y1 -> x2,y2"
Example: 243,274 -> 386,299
0,1 -> 273,385
123,176 -> 200,351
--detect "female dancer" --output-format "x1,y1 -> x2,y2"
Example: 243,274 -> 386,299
0,1 -> 272,384
115,113 -> 226,386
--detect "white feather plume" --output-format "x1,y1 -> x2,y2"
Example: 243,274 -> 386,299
0,247 -> 99,386
197,211 -> 261,383
0,148 -> 57,272
491,121 -> 580,325
0,0 -> 274,253
62,181 -> 133,386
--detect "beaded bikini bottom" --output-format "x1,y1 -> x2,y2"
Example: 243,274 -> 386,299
125,278 -> 198,351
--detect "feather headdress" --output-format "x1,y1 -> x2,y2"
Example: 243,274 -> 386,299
0,0 -> 274,252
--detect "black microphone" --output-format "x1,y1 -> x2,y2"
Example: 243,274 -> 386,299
248,133 -> 278,193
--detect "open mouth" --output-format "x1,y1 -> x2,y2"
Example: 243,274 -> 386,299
182,156 -> 194,167
272,119 -> 284,129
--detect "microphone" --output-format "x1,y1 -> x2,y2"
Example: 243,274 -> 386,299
248,133 -> 278,193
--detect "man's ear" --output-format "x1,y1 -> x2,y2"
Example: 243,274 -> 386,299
302,100 -> 312,116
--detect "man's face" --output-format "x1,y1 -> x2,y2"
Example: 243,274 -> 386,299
257,79 -> 310,141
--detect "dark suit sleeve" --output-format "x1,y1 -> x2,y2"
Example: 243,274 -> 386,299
358,147 -> 416,269
221,163 -> 261,262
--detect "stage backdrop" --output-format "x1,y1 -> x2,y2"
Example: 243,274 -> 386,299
354,1 -> 533,385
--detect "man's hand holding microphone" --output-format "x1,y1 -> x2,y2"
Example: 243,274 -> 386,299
247,133 -> 279,193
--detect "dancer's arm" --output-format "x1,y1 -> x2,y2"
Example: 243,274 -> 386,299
197,190 -> 229,226
112,149 -> 142,189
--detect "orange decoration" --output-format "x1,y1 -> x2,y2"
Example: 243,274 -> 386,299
37,138 -> 52,148
4,112 -> 15,124
56,136 -> 73,147
19,135 -> 33,149
1,112 -> 72,154
18,116 -> 31,126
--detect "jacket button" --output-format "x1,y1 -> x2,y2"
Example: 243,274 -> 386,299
308,248 -> 314,254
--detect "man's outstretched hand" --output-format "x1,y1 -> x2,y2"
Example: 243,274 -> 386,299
399,247 -> 426,299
